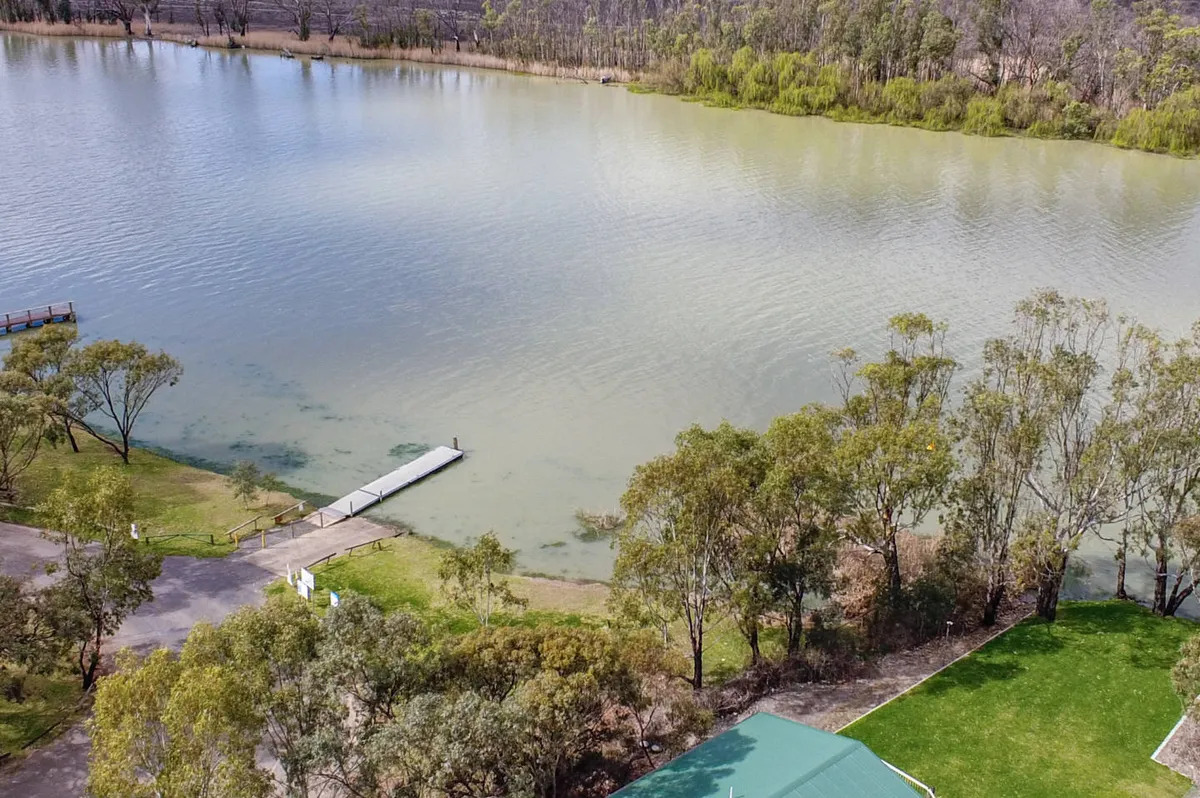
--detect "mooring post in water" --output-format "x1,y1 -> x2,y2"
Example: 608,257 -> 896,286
453,436 -> 459,450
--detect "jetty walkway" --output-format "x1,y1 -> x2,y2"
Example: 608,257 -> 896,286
317,444 -> 463,526
1,301 -> 76,334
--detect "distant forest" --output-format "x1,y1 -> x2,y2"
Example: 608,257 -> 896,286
4,0 -> 1200,153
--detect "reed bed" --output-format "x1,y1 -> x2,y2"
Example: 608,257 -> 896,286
0,21 -> 639,82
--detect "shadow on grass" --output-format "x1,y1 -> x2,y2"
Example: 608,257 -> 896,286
616,728 -> 756,798
922,658 -> 1024,695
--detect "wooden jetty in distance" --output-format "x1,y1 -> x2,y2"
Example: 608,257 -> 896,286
1,302 -> 76,335
317,444 -> 464,527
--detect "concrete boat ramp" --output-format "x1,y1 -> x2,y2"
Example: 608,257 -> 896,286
318,445 -> 463,525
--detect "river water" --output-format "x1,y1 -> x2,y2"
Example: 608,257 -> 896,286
3,34 -> 1200,595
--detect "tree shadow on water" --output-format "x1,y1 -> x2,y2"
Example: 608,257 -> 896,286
622,728 -> 757,798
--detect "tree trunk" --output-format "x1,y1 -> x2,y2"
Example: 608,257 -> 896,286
982,582 -> 1004,627
885,531 -> 902,606
1035,555 -> 1068,621
1115,543 -> 1128,600
121,17 -> 131,33
63,419 -> 79,453
746,622 -> 760,666
142,5 -> 151,35
786,596 -> 804,656
1153,542 -> 1169,615
691,630 -> 703,691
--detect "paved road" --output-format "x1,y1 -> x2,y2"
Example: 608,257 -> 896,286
0,517 -> 388,797
0,521 -> 67,588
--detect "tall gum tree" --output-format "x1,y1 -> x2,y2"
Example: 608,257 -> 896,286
1116,322 -> 1200,615
1003,291 -> 1130,621
834,312 -> 957,607
612,422 -> 752,690
949,335 -> 1041,627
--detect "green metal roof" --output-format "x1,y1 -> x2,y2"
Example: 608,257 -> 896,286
611,712 -> 922,798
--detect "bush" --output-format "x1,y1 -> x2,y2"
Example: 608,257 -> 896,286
739,58 -> 778,105
1061,101 -> 1098,140
882,77 -> 922,123
1111,87 -> 1200,156
919,75 -> 973,129
686,48 -> 728,96
774,51 -> 819,92
962,96 -> 1006,136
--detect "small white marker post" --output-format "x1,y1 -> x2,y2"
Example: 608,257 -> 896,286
130,523 -> 139,541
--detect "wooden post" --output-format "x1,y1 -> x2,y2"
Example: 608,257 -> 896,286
453,436 -> 459,450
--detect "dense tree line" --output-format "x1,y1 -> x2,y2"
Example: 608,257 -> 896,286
6,0 -> 1199,151
86,591 -> 709,798
612,290 -> 1200,689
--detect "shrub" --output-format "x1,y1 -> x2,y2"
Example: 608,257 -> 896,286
739,58 -> 778,105
728,45 -> 756,90
962,96 -> 1006,136
686,48 -> 728,95
882,77 -> 922,123
774,51 -> 819,92
1061,101 -> 1098,140
1111,87 -> 1200,155
919,75 -> 973,129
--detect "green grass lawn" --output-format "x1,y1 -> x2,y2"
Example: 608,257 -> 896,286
0,670 -> 81,757
267,536 -> 613,635
270,537 -> 760,681
0,436 -> 302,557
843,601 -> 1197,798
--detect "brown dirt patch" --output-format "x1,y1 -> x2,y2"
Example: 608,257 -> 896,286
738,603 -> 1033,732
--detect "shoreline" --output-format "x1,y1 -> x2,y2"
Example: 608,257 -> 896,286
4,22 -> 1195,158
0,21 -> 639,83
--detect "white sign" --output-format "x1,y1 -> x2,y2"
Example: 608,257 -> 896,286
297,581 -> 311,600
300,568 -> 315,590
330,591 -> 340,607
286,565 -> 295,586
130,523 -> 139,540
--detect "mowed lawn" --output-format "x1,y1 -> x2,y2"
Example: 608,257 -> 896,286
0,436 -> 302,557
843,602 -> 1196,798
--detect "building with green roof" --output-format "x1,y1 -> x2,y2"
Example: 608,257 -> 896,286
611,712 -> 933,798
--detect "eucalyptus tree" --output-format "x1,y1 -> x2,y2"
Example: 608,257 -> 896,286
438,531 -> 527,627
1115,322 -> 1200,616
834,313 -> 957,607
3,325 -> 89,453
742,406 -> 844,655
39,467 -> 162,689
69,339 -> 183,464
612,422 -> 755,689
949,336 -> 1041,626
1000,291 -> 1131,621
88,647 -> 271,798
0,372 -> 50,501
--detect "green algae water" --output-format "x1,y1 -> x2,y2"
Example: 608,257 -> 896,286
3,33 -> 1200,597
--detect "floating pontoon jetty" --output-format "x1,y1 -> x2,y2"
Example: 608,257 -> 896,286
317,445 -> 463,526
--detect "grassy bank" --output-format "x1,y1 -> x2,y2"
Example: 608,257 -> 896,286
843,601 -> 1196,797
0,670 -> 81,759
0,436 -> 302,557
0,21 -> 637,82
271,535 -> 764,681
